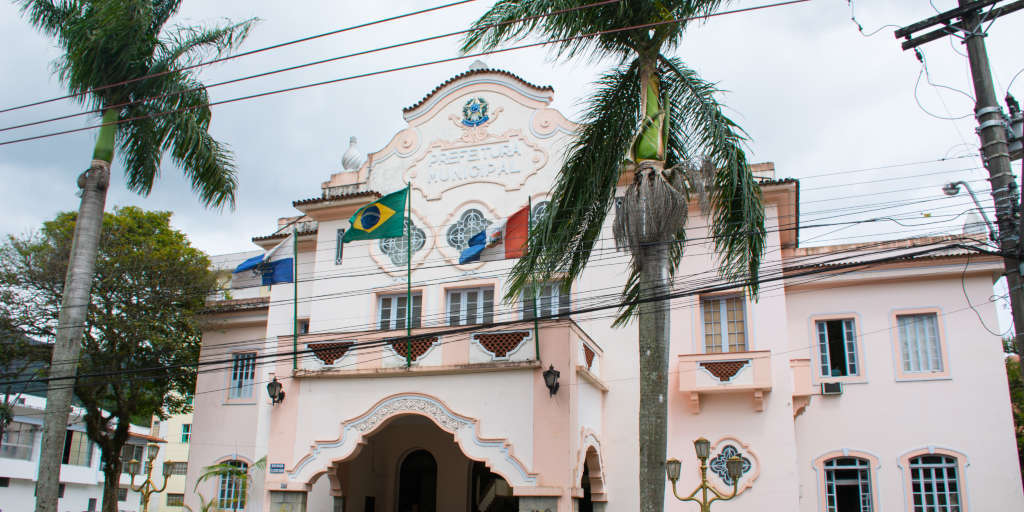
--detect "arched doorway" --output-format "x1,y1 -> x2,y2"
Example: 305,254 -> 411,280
398,449 -> 437,512
578,463 -> 593,512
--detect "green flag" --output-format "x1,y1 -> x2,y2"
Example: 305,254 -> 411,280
343,188 -> 408,242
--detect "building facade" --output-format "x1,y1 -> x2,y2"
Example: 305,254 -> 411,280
186,64 -> 1024,511
147,409 -> 193,512
0,393 -> 162,512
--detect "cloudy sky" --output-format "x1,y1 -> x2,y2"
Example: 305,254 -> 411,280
0,0 -> 1021,258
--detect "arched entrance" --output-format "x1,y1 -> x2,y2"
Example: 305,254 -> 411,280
398,449 -> 437,512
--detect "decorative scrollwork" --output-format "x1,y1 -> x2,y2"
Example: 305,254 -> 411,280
379,219 -> 425,266
446,209 -> 491,251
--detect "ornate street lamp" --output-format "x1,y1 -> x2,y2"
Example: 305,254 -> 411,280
542,365 -> 560,396
666,438 -> 745,512
127,443 -> 170,512
267,377 -> 286,405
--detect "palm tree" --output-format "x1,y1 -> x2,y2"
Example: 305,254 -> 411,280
14,2 -> 254,511
191,456 -> 267,511
463,2 -> 765,511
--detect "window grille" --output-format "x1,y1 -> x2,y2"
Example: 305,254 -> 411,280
117,487 -> 128,501
218,460 -> 248,510
169,461 -> 188,475
910,455 -> 961,512
448,287 -> 494,326
823,457 -> 873,512
522,282 -> 570,320
816,319 -> 859,377
0,421 -> 35,460
379,220 -> 425,266
897,313 -> 943,372
702,296 -> 747,353
379,293 -> 422,330
167,493 -> 185,506
446,209 -> 491,251
335,228 -> 345,265
229,353 -> 257,399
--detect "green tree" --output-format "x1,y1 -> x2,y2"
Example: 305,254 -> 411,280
463,3 -> 765,510
190,456 -> 266,511
0,207 -> 219,512
13,2 -> 254,510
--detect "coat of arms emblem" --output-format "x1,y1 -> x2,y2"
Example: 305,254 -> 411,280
461,97 -> 490,127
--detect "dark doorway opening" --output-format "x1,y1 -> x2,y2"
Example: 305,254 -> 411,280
470,461 -> 518,512
398,449 -> 437,512
578,462 -> 593,512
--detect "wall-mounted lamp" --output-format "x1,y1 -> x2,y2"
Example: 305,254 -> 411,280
543,365 -> 560,396
267,377 -> 285,405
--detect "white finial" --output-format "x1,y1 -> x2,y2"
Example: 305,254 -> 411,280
341,136 -> 365,171
469,59 -> 488,71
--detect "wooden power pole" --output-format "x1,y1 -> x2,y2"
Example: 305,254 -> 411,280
895,1 -> 1024,383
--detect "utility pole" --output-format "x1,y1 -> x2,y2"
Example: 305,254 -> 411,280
896,0 -> 1024,385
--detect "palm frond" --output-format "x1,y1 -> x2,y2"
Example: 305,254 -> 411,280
154,17 -> 258,72
15,0 -> 80,37
660,56 -> 765,294
505,61 -> 640,302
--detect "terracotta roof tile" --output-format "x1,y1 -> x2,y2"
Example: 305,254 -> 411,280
293,190 -> 381,207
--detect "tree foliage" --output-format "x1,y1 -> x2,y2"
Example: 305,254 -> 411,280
0,207 -> 217,510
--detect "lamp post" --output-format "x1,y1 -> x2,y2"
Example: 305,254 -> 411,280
666,438 -> 745,512
127,443 -> 170,512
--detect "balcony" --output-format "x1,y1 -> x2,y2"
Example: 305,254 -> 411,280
677,350 -> 772,414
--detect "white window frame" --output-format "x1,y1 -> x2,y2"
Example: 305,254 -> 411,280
63,430 -> 93,467
522,282 -> 570,320
701,296 -> 748,353
229,352 -> 257,399
218,460 -> 248,510
823,457 -> 873,512
447,287 -> 494,326
816,319 -> 859,377
0,421 -> 35,460
167,493 -> 185,507
121,444 -> 145,474
169,461 -> 188,475
897,313 -> 943,373
378,293 -> 422,330
181,424 -> 191,444
909,455 -> 961,512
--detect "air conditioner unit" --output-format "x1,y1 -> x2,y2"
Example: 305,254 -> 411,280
821,382 -> 843,395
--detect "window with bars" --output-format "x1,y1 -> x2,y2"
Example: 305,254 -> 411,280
817,319 -> 859,377
335,228 -> 345,265
379,293 -> 422,330
121,444 -> 144,474
218,460 -> 248,510
702,296 -> 747,353
897,313 -> 943,373
0,421 -> 35,460
181,424 -> 191,444
229,352 -> 257,399
62,430 -> 93,467
823,457 -> 873,512
448,287 -> 494,326
910,455 -> 961,512
117,487 -> 128,502
522,282 -> 570,320
169,461 -> 188,475
167,493 -> 185,507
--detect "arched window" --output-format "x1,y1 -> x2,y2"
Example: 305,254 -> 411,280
217,460 -> 248,510
909,455 -> 961,512
446,209 -> 490,251
823,457 -> 873,512
379,219 -> 425,266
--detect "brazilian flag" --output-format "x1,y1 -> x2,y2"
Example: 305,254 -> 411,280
343,188 -> 408,242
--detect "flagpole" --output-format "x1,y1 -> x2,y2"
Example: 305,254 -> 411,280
292,226 -> 298,371
529,197 -> 540,361
405,182 -> 413,369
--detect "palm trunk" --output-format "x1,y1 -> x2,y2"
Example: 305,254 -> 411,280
638,242 -> 671,512
34,107 -> 117,512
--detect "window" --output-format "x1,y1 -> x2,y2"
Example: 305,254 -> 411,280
336,228 -> 345,265
298,319 -> 310,334
58,484 -> 64,498
523,282 -> 570,320
167,493 -> 185,507
168,461 -> 188,475
62,430 -> 92,467
218,460 -> 248,510
229,352 -> 257,399
151,419 -> 160,436
0,477 -> 9,487
87,497 -> 97,511
118,487 -> 128,502
1,421 -> 36,460
897,313 -> 943,373
379,293 -> 422,330
823,457 -> 873,512
447,287 -> 494,326
909,455 -> 961,512
817,319 -> 859,377
271,491 -> 307,511
702,296 -> 747,353
181,424 -> 191,444
121,444 -> 145,474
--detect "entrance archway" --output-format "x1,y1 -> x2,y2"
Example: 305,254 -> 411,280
398,449 -> 437,512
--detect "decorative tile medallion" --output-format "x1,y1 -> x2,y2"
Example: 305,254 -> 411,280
709,444 -> 752,486
446,209 -> 491,251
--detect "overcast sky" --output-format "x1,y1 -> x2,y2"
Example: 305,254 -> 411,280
1,0 -> 1021,258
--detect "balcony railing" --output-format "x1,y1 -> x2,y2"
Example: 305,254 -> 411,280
677,350 -> 772,413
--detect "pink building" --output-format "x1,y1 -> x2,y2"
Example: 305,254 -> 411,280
186,64 -> 1024,512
